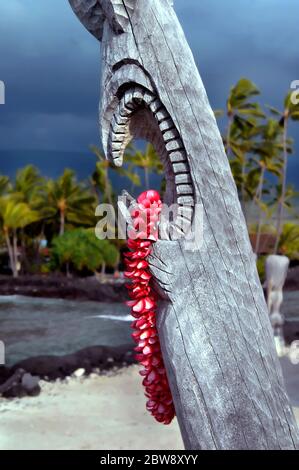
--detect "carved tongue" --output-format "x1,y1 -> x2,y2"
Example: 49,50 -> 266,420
124,190 -> 175,425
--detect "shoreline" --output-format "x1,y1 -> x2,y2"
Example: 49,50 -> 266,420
0,344 -> 136,398
0,266 -> 299,303
0,274 -> 127,303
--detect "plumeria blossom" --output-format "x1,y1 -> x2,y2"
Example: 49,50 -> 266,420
124,190 -> 175,425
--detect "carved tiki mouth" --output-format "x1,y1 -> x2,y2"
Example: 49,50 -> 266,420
107,85 -> 195,240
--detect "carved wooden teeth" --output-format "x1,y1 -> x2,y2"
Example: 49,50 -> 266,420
133,88 -> 145,104
176,184 -> 194,196
159,119 -> 174,133
177,196 -> 195,206
175,173 -> 192,184
150,99 -> 163,114
155,109 -> 170,123
172,162 -> 189,174
170,151 -> 187,164
163,129 -> 179,142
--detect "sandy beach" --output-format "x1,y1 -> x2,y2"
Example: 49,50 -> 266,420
0,366 -> 183,450
0,364 -> 298,450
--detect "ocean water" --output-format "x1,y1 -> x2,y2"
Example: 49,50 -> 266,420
0,295 -> 132,366
0,291 -> 298,367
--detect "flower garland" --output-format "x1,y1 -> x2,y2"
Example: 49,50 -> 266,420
124,190 -> 175,425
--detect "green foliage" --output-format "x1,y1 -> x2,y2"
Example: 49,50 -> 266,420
126,143 -> 163,189
0,196 -> 41,231
51,229 -> 119,274
279,223 -> 299,260
256,256 -> 267,284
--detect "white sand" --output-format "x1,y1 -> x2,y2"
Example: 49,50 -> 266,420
0,366 -> 183,450
0,365 -> 298,450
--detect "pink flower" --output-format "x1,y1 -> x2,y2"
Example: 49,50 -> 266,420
124,190 -> 175,425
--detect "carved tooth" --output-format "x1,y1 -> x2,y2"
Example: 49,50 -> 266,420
119,103 -> 133,118
112,122 -> 127,134
112,115 -> 127,133
163,129 -> 179,142
150,99 -> 163,114
175,173 -> 192,184
176,184 -> 194,196
111,150 -> 123,167
133,87 -> 144,104
113,113 -> 128,126
155,109 -> 170,123
124,90 -> 135,110
166,139 -> 183,153
111,133 -> 125,143
172,162 -> 189,174
159,119 -> 174,133
169,151 -> 186,164
143,90 -> 156,106
177,196 -> 195,206
111,142 -> 123,152
177,206 -> 193,220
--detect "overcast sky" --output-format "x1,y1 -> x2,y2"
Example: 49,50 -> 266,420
0,0 -> 298,177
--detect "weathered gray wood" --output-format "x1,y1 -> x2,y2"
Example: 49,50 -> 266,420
68,0 -> 299,449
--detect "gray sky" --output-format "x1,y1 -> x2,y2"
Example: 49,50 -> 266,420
0,0 -> 298,180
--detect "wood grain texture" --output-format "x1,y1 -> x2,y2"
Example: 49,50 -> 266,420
68,0 -> 299,449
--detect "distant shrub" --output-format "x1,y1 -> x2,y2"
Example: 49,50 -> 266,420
51,229 -> 119,276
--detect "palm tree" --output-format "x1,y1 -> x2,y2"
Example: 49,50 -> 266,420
127,143 -> 163,189
41,169 -> 96,236
221,79 -> 265,218
14,165 -> 44,204
225,78 -> 265,157
269,92 -> 299,252
0,175 -> 11,196
252,119 -> 284,253
0,195 -> 41,277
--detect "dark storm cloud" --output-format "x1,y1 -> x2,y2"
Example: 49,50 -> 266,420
0,0 -> 298,177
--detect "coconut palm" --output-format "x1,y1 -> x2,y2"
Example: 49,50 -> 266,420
268,92 -> 299,252
127,143 -> 163,189
0,175 -> 11,196
225,78 -> 265,157
0,195 -> 41,277
252,119 -> 284,253
14,165 -> 45,205
39,169 -> 96,236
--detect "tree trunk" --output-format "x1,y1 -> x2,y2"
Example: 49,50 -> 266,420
4,230 -> 17,278
274,118 -> 288,253
59,209 -> 65,236
101,262 -> 106,278
13,230 -> 19,278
